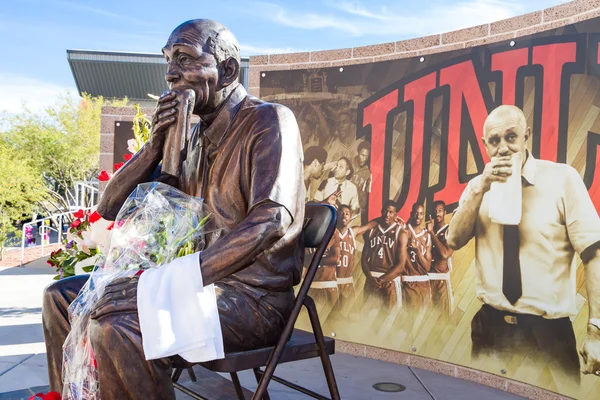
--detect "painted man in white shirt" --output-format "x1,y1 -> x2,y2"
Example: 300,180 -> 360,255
303,146 -> 328,202
314,157 -> 360,217
447,105 -> 600,381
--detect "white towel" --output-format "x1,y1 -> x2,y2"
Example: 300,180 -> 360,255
488,152 -> 522,225
137,252 -> 224,363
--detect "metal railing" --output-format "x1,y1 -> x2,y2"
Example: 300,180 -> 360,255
74,181 -> 99,210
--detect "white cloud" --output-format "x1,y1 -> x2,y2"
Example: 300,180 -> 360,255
240,44 -> 298,56
0,72 -> 79,116
258,2 -> 363,36
327,1 -> 389,20
60,2 -> 123,20
57,1 -> 151,27
254,0 -> 529,37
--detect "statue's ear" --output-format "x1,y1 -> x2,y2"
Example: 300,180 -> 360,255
221,57 -> 239,87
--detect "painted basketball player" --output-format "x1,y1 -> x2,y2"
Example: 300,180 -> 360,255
427,201 -> 454,314
362,201 -> 408,309
308,228 -> 341,308
335,204 -> 378,310
402,203 -> 433,311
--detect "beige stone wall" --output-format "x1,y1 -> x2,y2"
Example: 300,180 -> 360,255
248,0 -> 600,98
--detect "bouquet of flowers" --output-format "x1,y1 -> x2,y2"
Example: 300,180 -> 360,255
47,209 -> 101,280
60,182 -> 218,400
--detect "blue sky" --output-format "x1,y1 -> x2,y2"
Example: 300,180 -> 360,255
0,0 -> 566,114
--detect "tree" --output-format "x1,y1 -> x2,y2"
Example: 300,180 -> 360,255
0,93 -> 126,215
0,143 -> 46,258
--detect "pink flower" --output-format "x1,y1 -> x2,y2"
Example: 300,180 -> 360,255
127,138 -> 139,154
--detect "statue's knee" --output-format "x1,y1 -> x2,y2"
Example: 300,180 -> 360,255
43,281 -> 59,304
42,281 -> 65,319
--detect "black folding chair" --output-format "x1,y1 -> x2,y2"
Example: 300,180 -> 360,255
171,203 -> 341,400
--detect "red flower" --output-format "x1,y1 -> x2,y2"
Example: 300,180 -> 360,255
50,249 -> 62,257
29,392 -> 61,400
98,170 -> 111,181
124,153 -> 133,161
71,219 -> 82,228
73,209 -> 85,219
47,259 -> 55,267
114,162 -> 124,171
107,222 -> 115,230
89,211 -> 101,223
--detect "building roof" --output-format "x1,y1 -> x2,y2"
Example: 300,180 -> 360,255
67,50 -> 249,102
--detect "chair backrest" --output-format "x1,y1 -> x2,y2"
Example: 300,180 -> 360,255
277,204 -> 337,340
303,204 -> 337,249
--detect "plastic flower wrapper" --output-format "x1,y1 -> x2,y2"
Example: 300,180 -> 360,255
60,182 -> 219,400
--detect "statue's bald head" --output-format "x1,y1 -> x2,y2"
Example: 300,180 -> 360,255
166,19 -> 240,66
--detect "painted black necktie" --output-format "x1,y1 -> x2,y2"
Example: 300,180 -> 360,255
503,224 -> 522,304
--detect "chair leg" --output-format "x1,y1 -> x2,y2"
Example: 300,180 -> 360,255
230,371 -> 246,400
304,296 -> 341,400
172,367 -> 183,383
187,367 -> 197,382
253,368 -> 271,400
255,368 -> 327,400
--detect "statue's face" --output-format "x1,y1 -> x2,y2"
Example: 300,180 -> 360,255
162,26 -> 221,116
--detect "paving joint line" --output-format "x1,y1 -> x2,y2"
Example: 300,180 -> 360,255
0,353 -> 37,378
408,366 -> 436,400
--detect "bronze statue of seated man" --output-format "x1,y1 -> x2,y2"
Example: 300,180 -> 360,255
42,19 -> 305,399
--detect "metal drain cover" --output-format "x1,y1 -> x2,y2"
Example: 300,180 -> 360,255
372,382 -> 407,392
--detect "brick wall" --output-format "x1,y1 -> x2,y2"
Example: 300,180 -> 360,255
248,0 -> 600,97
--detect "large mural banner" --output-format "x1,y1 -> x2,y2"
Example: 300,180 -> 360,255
260,17 -> 600,399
